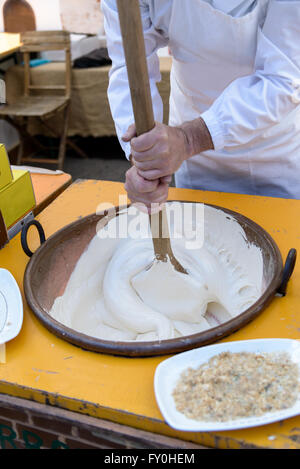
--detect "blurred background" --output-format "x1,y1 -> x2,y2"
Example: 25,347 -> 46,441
0,0 -> 171,182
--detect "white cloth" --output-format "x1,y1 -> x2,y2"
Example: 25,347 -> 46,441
102,0 -> 300,199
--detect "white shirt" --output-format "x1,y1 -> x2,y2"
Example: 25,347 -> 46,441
102,0 -> 300,195
204,0 -> 260,16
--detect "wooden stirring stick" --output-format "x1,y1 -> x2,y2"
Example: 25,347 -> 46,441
116,0 -> 187,274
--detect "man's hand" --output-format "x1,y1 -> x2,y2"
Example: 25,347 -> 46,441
124,165 -> 171,211
123,118 -> 214,181
123,122 -> 188,181
122,118 -> 214,207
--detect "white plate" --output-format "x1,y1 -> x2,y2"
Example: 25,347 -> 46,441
154,339 -> 300,432
0,269 -> 23,344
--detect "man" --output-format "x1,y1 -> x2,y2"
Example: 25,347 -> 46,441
102,0 -> 300,207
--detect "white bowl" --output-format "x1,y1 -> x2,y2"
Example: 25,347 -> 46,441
154,338 -> 300,432
0,268 -> 23,344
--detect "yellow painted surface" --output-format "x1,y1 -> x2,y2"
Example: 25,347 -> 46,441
1,179 -> 300,449
0,344 -> 6,364
0,169 -> 36,229
30,172 -> 72,215
0,145 -> 13,191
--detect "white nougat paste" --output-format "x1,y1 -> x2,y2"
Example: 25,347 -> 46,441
49,203 -> 264,342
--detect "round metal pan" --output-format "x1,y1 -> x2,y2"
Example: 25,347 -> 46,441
22,202 -> 296,357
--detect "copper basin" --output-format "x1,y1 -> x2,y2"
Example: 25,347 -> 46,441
22,202 -> 296,357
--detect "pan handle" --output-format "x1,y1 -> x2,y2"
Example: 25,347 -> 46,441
277,249 -> 297,297
21,219 -> 46,258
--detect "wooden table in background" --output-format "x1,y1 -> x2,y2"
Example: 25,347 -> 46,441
31,172 -> 72,215
0,179 -> 300,449
0,33 -> 21,60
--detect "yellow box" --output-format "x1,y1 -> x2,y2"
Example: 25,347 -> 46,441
0,144 -> 13,191
0,169 -> 36,229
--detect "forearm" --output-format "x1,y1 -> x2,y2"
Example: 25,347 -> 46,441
178,117 -> 214,160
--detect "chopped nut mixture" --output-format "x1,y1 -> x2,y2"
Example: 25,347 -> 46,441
172,351 -> 300,422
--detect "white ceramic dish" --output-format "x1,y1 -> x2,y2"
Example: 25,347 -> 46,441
154,338 -> 300,432
0,269 -> 23,344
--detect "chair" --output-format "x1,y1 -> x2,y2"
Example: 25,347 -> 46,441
3,0 -> 36,34
0,30 -> 88,170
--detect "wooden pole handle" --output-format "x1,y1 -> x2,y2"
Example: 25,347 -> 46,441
117,0 -> 187,274
117,0 -> 172,261
116,0 -> 155,136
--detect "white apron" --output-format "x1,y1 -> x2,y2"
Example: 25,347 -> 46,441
168,0 -> 300,198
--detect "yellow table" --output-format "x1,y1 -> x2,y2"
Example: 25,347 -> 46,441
31,171 -> 72,216
0,33 -> 21,60
0,179 -> 300,449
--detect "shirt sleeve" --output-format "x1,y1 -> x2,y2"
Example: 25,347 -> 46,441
101,0 -> 168,159
201,0 -> 300,151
